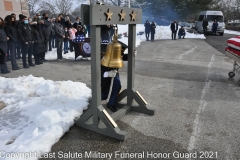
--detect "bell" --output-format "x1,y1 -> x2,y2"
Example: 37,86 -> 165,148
101,34 -> 124,68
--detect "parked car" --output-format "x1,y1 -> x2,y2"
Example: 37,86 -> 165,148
179,22 -> 191,28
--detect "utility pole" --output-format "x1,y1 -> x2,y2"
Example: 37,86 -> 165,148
128,0 -> 130,8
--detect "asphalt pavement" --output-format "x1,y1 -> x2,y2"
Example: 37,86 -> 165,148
2,33 -> 240,160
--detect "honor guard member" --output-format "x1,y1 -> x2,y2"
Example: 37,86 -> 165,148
18,14 -> 35,68
100,29 -> 129,112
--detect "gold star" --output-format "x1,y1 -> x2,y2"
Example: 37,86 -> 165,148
118,9 -> 126,21
130,10 -> 136,21
105,9 -> 113,21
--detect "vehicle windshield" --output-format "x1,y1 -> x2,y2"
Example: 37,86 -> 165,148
207,15 -> 223,22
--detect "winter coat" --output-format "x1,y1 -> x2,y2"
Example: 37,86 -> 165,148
31,25 -> 45,55
69,28 -> 77,40
75,30 -> 85,37
150,23 -> 156,34
60,18 -> 66,28
0,27 -> 8,45
64,31 -> 70,42
18,23 -> 33,43
4,24 -> 18,46
73,21 -> 82,29
212,22 -> 218,30
65,20 -> 71,28
101,25 -> 110,41
54,23 -> 65,42
42,19 -> 52,39
202,19 -> 208,27
0,28 -> 8,60
144,22 -> 151,33
178,28 -> 186,35
171,22 -> 178,31
51,23 -> 55,35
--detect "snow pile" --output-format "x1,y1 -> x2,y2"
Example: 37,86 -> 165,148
0,75 -> 91,160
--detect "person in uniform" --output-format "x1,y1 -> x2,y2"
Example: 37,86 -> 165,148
18,14 -> 35,68
101,41 -> 128,112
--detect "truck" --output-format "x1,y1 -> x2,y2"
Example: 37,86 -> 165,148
196,10 -> 225,36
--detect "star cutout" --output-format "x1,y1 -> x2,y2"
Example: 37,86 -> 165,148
105,9 -> 113,21
118,9 -> 126,21
130,10 -> 136,21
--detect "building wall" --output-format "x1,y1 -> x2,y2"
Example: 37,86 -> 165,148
0,0 -> 29,20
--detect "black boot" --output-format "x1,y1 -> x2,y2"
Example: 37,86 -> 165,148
107,103 -> 117,112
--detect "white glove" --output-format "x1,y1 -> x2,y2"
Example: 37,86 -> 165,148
134,50 -> 137,57
103,70 -> 117,78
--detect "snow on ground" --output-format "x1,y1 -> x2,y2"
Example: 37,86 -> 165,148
225,29 -> 240,35
0,76 -> 91,160
0,24 -> 237,160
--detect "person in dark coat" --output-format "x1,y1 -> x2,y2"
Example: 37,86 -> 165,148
101,39 -> 129,112
0,17 -> 10,74
212,20 -> 218,35
18,14 -> 35,68
38,19 -> 48,61
14,14 -> 23,59
101,25 -> 110,41
59,14 -> 66,28
178,26 -> 186,39
73,17 -> 81,30
31,21 -> 45,65
75,25 -> 86,37
150,21 -> 156,42
42,13 -> 52,54
170,20 -> 178,40
54,16 -> 65,61
144,20 -> 151,41
4,15 -> 20,70
202,18 -> 208,36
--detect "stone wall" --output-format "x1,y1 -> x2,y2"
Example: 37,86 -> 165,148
0,0 -> 29,20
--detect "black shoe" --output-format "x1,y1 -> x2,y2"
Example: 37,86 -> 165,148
23,65 -> 29,68
29,63 -> 35,67
12,67 -> 20,70
35,62 -> 41,65
43,59 -> 48,62
107,103 -> 117,112
1,70 -> 10,74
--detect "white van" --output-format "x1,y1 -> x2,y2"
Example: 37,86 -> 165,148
196,10 -> 225,36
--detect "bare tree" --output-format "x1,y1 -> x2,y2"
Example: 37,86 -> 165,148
72,4 -> 82,17
54,0 -> 74,15
28,0 -> 45,17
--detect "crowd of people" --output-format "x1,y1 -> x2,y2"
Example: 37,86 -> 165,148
0,13 -> 89,74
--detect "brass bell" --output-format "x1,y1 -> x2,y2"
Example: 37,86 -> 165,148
101,31 -> 124,68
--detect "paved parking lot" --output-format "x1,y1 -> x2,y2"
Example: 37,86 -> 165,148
2,35 -> 240,159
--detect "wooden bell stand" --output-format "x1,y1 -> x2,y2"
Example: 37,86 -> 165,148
75,4 -> 155,140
